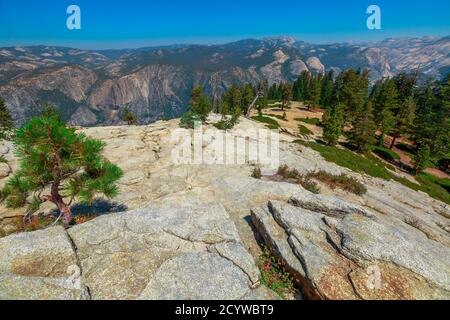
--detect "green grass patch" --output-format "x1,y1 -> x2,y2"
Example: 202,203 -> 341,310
294,139 -> 450,204
418,173 -> 450,193
257,247 -> 297,300
0,155 -> 7,163
294,140 -> 392,180
295,117 -> 321,126
251,116 -> 280,129
298,125 -> 313,137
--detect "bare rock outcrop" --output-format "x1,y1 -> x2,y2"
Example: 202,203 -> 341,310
252,193 -> 450,300
0,202 -> 274,300
0,226 -> 89,300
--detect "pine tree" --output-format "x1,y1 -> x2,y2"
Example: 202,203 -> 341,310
322,103 -> 345,146
257,96 -> 268,117
372,78 -> 398,144
333,69 -> 369,123
0,115 -> 123,225
320,70 -> 334,108
242,83 -> 255,114
0,97 -> 13,139
306,76 -> 321,110
280,83 -> 292,111
350,101 -> 377,153
297,71 -> 311,102
414,145 -> 430,173
389,96 -> 416,149
188,86 -> 212,121
121,107 -> 138,125
414,82 -> 439,153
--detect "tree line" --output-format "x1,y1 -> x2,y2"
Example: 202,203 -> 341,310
181,69 -> 448,173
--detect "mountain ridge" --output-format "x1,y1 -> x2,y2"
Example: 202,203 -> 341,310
0,36 -> 449,126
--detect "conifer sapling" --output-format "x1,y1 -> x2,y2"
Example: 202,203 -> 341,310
0,114 -> 123,226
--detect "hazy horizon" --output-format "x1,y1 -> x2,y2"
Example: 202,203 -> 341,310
0,34 -> 449,52
1,1 -> 449,50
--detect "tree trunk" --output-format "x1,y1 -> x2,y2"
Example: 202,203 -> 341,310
51,180 -> 72,226
389,136 -> 397,149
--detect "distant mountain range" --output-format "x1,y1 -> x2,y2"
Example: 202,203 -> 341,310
1,36 -> 449,126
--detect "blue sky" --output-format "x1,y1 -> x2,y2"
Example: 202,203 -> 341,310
0,0 -> 449,49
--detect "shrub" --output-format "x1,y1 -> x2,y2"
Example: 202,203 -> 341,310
251,167 -> 262,179
0,155 -> 6,163
277,165 -> 319,193
307,171 -> 367,196
214,113 -> 239,130
298,177 -> 320,194
257,247 -> 297,300
121,107 -> 138,125
14,215 -> 54,233
403,217 -> 422,229
179,111 -> 201,129
277,165 -> 299,179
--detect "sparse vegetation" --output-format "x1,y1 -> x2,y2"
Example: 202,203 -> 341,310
121,107 -> 138,125
0,97 -> 13,139
180,110 -> 201,129
307,171 -> 367,195
277,165 -> 319,194
251,167 -> 262,179
0,155 -> 7,163
214,113 -> 240,130
14,215 -> 54,233
298,125 -> 313,137
294,140 -> 392,180
403,216 -> 439,241
296,117 -> 321,126
294,139 -> 450,204
257,247 -> 297,300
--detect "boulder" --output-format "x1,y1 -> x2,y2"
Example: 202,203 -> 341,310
67,202 -> 265,300
252,194 -> 450,300
0,226 -> 89,300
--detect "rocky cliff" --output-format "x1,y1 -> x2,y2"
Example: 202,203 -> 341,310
1,36 -> 448,126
